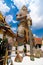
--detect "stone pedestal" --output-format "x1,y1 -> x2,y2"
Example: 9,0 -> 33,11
15,53 -> 23,62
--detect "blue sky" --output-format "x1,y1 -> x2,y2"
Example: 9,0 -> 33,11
0,0 -> 43,38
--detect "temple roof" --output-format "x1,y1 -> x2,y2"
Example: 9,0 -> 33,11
34,38 -> 42,44
0,12 -> 16,37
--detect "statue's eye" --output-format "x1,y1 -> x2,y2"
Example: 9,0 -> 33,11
20,14 -> 22,16
16,14 -> 18,16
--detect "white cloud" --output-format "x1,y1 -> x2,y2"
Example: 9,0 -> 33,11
33,34 -> 38,38
12,5 -> 15,9
5,15 -> 18,24
11,0 -> 30,9
0,0 -> 4,3
29,0 -> 43,29
11,4 -> 15,9
11,27 -> 17,31
5,15 -> 13,23
0,0 -> 10,15
12,20 -> 18,23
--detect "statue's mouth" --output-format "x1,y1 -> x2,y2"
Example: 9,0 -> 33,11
16,14 -> 27,21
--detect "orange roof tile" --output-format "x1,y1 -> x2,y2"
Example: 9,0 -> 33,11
34,38 -> 42,44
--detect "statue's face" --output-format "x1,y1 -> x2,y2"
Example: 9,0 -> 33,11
16,12 -> 27,21
16,6 -> 28,21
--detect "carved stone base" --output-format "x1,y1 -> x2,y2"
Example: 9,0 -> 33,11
15,54 -> 23,62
